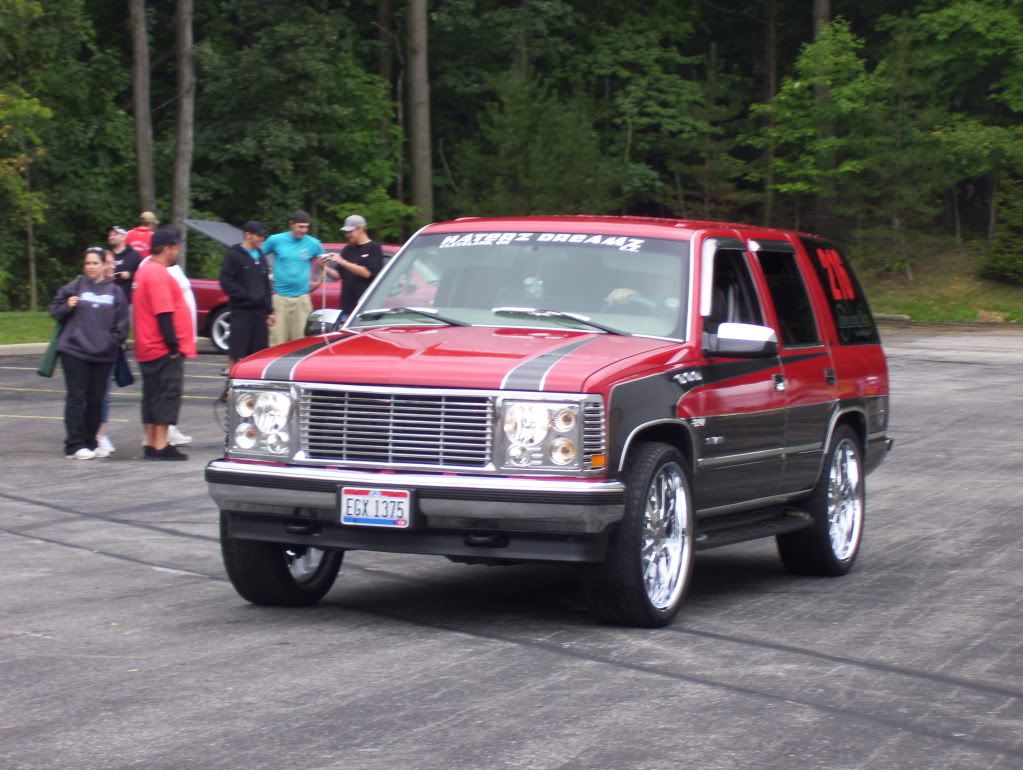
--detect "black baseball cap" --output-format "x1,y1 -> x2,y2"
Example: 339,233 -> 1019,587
242,220 -> 267,237
151,225 -> 182,252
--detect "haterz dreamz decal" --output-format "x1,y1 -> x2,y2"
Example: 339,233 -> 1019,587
439,232 -> 646,252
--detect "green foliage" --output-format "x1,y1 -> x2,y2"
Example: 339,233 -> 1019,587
450,68 -> 618,215
980,176 -> 1023,285
324,190 -> 419,243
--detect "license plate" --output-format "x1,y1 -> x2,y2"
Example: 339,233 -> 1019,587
339,487 -> 412,528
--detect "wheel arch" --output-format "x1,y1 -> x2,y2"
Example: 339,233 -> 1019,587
616,419 -> 697,477
813,405 -> 867,483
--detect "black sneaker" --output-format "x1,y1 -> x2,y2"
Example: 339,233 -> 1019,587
150,445 -> 188,461
143,445 -> 156,458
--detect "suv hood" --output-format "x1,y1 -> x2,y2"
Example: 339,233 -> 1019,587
232,325 -> 678,391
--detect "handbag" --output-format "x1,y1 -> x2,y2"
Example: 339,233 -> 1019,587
113,346 -> 134,387
36,322 -> 63,378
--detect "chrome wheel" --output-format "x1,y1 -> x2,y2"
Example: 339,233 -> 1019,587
211,309 -> 231,353
827,438 -> 863,561
285,547 -> 326,583
641,461 -> 690,610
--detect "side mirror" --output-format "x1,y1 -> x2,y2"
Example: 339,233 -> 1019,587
704,322 -> 778,358
305,308 -> 343,337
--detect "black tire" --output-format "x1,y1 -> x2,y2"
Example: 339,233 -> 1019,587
584,442 -> 695,627
777,425 -> 864,576
209,307 -> 231,354
220,512 -> 343,606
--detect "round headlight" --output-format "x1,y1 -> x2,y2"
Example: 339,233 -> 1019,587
264,431 -> 290,455
253,391 -> 291,434
234,423 -> 258,450
503,403 -> 550,447
507,443 -> 532,466
235,392 -> 257,418
552,407 -> 577,433
549,437 -> 577,466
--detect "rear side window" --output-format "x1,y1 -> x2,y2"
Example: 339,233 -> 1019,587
755,250 -> 820,346
801,239 -> 880,345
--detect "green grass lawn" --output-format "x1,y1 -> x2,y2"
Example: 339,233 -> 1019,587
857,244 -> 1023,324
0,311 -> 56,344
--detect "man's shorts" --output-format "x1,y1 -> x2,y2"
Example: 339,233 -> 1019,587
139,354 -> 184,425
228,307 -> 269,359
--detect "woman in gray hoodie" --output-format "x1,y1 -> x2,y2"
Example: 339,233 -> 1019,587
49,247 -> 130,459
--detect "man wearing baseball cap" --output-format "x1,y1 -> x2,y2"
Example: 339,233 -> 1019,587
132,225 -> 196,460
107,226 -> 142,303
126,211 -> 159,258
219,220 -> 274,373
321,214 -> 385,318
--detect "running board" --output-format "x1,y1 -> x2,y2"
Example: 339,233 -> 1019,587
694,510 -> 812,551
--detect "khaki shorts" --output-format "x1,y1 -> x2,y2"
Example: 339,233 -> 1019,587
270,294 -> 313,346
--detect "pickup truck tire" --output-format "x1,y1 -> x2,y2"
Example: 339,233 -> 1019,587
584,442 -> 694,627
777,425 -> 864,576
209,307 -> 231,354
220,513 -> 343,606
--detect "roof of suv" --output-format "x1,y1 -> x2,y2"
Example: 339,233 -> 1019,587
423,215 -> 806,241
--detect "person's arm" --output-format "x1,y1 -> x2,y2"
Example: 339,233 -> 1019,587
157,312 -> 180,356
219,249 -> 246,303
121,248 -> 142,281
48,279 -> 79,321
112,286 -> 130,345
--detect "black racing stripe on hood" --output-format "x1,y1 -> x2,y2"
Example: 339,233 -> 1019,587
261,335 -> 347,381
501,336 -> 598,391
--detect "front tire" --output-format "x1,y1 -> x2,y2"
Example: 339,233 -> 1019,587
220,512 -> 343,606
584,442 -> 695,627
777,425 -> 864,576
209,307 -> 231,354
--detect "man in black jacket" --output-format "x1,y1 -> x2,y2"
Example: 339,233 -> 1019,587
219,221 -> 275,370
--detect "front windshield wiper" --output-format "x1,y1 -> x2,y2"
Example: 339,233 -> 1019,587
492,307 -> 629,336
356,306 -> 469,326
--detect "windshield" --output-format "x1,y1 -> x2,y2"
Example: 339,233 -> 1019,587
351,231 -> 690,338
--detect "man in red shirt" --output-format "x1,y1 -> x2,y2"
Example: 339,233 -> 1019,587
132,225 -> 197,460
125,211 -> 159,258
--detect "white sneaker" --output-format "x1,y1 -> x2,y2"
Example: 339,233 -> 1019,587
168,425 -> 192,446
97,435 -> 116,454
93,446 -> 111,458
66,448 -> 95,460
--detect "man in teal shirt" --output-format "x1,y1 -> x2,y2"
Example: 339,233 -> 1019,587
262,210 -> 328,345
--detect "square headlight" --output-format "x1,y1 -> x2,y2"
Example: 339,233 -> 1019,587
498,400 -> 583,471
228,383 -> 295,459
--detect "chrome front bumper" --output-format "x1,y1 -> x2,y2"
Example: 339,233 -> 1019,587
205,460 -> 626,535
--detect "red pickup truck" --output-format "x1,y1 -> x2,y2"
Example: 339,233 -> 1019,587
191,242 -> 400,352
206,216 -> 891,626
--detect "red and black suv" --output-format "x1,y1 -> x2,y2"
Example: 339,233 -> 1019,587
206,216 -> 891,626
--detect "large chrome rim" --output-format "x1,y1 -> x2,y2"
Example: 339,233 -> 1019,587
285,547 -> 325,583
212,311 -> 231,352
827,439 -> 863,561
642,462 -> 690,610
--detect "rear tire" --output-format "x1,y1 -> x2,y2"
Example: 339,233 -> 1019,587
220,512 -> 342,606
209,307 -> 231,354
584,442 -> 694,627
777,425 -> 864,576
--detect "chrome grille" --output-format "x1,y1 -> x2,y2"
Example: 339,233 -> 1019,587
300,388 -> 493,468
583,400 -> 606,468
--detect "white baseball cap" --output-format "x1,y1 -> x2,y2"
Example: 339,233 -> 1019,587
341,214 -> 367,232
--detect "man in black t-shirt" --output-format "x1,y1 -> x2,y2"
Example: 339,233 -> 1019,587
107,226 -> 142,303
320,214 -> 385,317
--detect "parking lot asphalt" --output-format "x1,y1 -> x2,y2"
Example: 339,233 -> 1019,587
1,327 -> 1021,770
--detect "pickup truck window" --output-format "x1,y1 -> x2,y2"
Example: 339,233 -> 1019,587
801,238 -> 881,345
756,250 -> 820,346
356,232 -> 690,339
705,249 -> 763,333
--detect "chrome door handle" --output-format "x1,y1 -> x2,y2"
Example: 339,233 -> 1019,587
772,374 -> 786,392
824,368 -> 836,385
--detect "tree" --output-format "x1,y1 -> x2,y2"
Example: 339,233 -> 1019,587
129,0 -> 155,212
407,0 -> 433,222
171,0 -> 194,268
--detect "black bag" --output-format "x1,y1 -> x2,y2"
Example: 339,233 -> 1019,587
113,346 -> 134,387
36,322 -> 63,378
